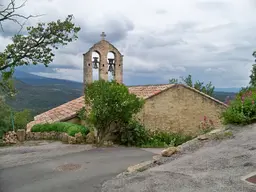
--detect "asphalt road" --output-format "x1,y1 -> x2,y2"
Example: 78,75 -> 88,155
0,145 -> 154,192
102,125 -> 256,192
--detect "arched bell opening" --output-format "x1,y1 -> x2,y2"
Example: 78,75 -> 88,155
92,51 -> 100,81
107,52 -> 115,81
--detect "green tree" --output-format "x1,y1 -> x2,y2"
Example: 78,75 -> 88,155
14,109 -> 32,130
84,80 -> 145,145
0,96 -> 11,137
0,2 -> 80,94
249,67 -> 256,87
169,74 -> 215,96
249,51 -> 256,87
169,78 -> 179,84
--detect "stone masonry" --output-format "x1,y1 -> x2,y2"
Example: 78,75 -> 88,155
136,84 -> 227,136
83,32 -> 124,92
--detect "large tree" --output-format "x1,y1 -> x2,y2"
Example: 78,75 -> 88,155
0,0 -> 81,94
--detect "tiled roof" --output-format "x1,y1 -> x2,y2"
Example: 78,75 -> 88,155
26,84 -> 226,131
128,84 -> 175,99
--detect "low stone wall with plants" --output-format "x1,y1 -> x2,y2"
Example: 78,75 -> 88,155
27,122 -> 93,144
26,131 -> 86,144
1,122 -> 95,146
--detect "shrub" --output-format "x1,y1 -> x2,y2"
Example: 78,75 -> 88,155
143,130 -> 193,148
222,87 -> 256,125
0,97 -> 11,138
14,109 -> 32,130
117,120 -> 193,148
31,122 -> 89,136
118,120 -> 149,147
84,80 -> 144,145
0,96 -> 32,137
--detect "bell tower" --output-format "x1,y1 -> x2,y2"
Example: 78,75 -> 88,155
83,32 -> 124,92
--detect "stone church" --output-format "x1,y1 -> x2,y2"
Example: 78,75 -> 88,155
27,33 -> 227,136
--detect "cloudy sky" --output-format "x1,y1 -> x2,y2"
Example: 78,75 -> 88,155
1,0 -> 256,88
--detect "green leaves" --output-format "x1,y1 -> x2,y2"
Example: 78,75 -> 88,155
249,64 -> 256,87
222,87 -> 256,125
31,122 -> 89,137
0,14 -> 80,94
84,80 -> 145,144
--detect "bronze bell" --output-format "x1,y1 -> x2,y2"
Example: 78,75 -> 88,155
108,64 -> 114,72
108,58 -> 115,72
92,57 -> 99,69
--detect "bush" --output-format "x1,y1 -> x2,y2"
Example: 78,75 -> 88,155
222,87 -> 256,125
143,130 -> 193,148
14,109 -> 32,130
0,97 -> 11,138
31,122 -> 89,137
0,96 -> 32,138
84,80 -> 144,145
117,120 -> 193,148
118,120 -> 149,147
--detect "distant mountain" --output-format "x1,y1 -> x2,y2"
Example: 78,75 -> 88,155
5,70 -> 83,116
14,70 -> 83,88
4,70 -> 238,116
214,87 -> 241,93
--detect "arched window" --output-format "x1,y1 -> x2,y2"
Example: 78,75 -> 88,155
92,51 -> 100,81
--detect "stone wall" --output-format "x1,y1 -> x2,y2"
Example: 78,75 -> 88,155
2,129 -> 26,145
2,130 -> 90,145
26,132 -> 86,144
138,85 -> 227,136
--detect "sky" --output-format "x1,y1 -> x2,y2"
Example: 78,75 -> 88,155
0,0 -> 256,88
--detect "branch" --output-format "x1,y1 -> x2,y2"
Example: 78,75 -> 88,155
0,0 -> 41,32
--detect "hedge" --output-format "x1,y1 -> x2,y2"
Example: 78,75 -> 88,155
31,122 -> 89,137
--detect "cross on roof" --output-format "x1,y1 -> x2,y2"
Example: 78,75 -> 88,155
100,32 -> 106,40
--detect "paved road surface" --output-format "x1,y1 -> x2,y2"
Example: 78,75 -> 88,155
0,142 -> 155,192
102,125 -> 256,192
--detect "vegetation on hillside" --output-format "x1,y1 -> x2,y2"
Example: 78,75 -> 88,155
5,79 -> 82,116
169,74 -> 215,96
0,96 -> 32,138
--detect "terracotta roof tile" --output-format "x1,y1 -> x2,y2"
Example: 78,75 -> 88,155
26,84 -> 226,132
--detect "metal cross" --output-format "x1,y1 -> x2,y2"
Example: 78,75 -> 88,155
100,32 -> 106,40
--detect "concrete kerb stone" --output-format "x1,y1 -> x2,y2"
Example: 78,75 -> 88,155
124,127 -> 230,174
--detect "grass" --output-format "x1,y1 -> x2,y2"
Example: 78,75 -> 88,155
141,131 -> 194,148
31,122 -> 89,137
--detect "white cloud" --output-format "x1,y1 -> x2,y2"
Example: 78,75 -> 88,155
1,0 -> 256,88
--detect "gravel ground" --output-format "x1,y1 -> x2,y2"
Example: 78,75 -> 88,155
0,140 -> 94,169
101,125 -> 256,192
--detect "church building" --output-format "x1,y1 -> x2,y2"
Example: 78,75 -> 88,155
26,33 -> 227,136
